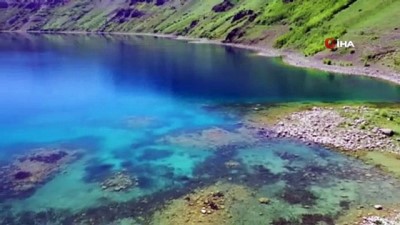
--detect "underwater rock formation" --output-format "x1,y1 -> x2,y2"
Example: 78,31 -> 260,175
281,186 -> 318,206
100,171 -> 138,192
212,0 -> 234,13
224,160 -> 241,169
258,197 -> 270,204
151,182 -> 253,225
158,127 -> 258,150
0,147 -> 81,198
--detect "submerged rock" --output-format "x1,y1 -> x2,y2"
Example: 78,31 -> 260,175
0,147 -> 81,198
258,197 -> 270,204
281,186 -> 318,206
29,150 -> 68,163
212,0 -> 234,13
13,171 -> 32,180
158,127 -> 258,150
100,171 -> 138,192
224,160 -> 241,169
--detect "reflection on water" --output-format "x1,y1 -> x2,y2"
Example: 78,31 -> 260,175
0,33 -> 400,225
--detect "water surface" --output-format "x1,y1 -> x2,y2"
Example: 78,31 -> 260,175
0,33 -> 400,225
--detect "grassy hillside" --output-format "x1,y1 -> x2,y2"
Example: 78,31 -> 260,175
0,0 -> 399,71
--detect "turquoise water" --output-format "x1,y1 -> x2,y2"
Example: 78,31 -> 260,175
0,33 -> 400,225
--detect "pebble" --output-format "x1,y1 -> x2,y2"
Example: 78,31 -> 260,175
258,197 -> 270,204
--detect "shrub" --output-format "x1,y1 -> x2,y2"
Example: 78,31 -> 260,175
394,55 -> 400,66
380,110 -> 389,117
323,58 -> 332,65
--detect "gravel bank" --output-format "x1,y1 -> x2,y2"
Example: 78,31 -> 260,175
271,106 -> 399,152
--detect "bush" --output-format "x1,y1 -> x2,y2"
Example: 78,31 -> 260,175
323,58 -> 332,65
394,55 -> 400,66
380,110 -> 389,117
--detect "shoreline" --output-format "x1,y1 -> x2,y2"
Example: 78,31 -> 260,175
2,30 -> 400,86
187,38 -> 400,86
243,102 -> 400,175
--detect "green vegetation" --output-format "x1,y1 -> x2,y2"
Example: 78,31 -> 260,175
248,102 -> 400,131
245,102 -> 313,125
323,58 -> 353,66
360,151 -> 400,178
0,0 -> 399,70
267,0 -> 351,56
323,58 -> 332,65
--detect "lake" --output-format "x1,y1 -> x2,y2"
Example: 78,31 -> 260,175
0,33 -> 400,225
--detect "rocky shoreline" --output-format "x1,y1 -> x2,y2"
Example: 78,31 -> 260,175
271,106 -> 399,153
244,104 -> 400,225
281,52 -> 400,86
189,39 -> 400,86
361,214 -> 400,225
158,33 -> 400,86
153,33 -> 400,86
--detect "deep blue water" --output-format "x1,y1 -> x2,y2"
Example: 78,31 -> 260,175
0,33 -> 400,225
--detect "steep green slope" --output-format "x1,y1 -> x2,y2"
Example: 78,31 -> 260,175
0,0 -> 399,72
329,0 -> 400,70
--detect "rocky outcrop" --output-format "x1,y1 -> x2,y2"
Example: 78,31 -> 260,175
231,9 -> 254,23
179,19 -> 199,35
158,127 -> 258,150
112,8 -> 145,23
212,0 -> 234,13
129,0 -> 168,6
224,27 -> 245,42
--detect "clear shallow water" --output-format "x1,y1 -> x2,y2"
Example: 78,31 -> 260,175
0,33 -> 400,225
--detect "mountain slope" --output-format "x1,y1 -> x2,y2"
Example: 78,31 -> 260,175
0,0 -> 399,73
